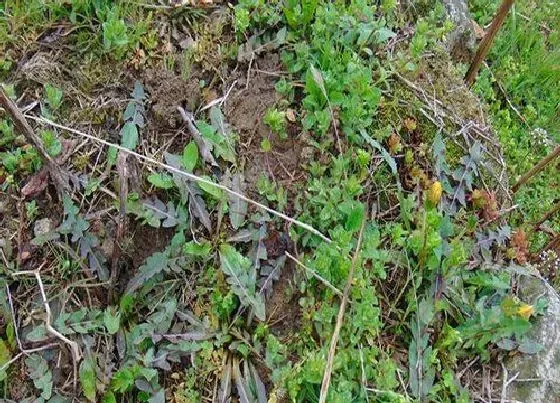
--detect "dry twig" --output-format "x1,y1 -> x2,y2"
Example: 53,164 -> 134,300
465,0 -> 515,87
512,145 -> 560,193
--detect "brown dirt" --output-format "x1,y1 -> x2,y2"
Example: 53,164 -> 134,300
265,261 -> 301,338
143,67 -> 203,130
225,54 -> 309,193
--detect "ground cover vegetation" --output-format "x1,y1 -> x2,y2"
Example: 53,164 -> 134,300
0,0 -> 558,401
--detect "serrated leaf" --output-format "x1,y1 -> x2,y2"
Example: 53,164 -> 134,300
80,357 -> 97,402
183,240 -> 212,257
182,141 -> 198,172
26,354 -> 53,400
148,173 -> 175,189
228,173 -> 248,230
219,244 -> 265,321
120,122 -> 138,150
142,198 -> 180,228
341,202 -> 364,232
104,308 -> 120,334
126,251 -> 169,294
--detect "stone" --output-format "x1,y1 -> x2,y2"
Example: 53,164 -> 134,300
506,273 -> 560,402
33,218 -> 54,238
442,0 -> 477,60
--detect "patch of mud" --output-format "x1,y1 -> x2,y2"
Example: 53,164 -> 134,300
126,222 -> 175,269
225,54 -> 309,193
266,262 -> 301,339
144,68 -> 203,129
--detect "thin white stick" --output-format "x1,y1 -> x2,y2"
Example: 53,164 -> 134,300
27,115 -> 331,244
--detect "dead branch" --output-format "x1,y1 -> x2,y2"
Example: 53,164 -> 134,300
512,145 -> 560,193
534,201 -> 560,230
0,87 -> 69,196
12,265 -> 82,394
319,216 -> 367,403
465,0 -> 515,87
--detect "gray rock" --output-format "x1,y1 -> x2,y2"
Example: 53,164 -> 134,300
442,0 -> 476,59
34,218 -> 55,238
506,273 -> 560,402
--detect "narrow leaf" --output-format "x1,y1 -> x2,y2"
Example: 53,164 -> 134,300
228,173 -> 248,229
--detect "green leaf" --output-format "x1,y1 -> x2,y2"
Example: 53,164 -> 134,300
104,308 -> 120,335
120,122 -> 138,150
102,392 -> 117,403
106,146 -> 118,167
228,173 -> 248,230
219,244 -> 265,321
26,353 -> 53,400
79,357 -> 97,402
360,129 -> 397,176
44,83 -> 63,110
0,339 -> 11,382
517,341 -> 543,355
41,130 -> 62,157
147,173 -> 175,189
182,141 -> 199,172
110,366 -> 137,393
183,240 -> 212,257
340,202 -> 364,232
198,176 -> 224,200
377,27 -> 396,43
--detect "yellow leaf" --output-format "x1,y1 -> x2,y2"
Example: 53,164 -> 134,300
517,304 -> 535,320
427,181 -> 443,204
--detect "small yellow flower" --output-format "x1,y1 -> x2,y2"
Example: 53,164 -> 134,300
517,304 -> 535,320
427,181 -> 443,205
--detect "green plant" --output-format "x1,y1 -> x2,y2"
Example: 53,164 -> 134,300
102,7 -> 129,57
264,107 -> 287,139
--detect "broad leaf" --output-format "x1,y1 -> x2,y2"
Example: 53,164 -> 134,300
79,357 -> 97,402
26,354 -> 53,400
104,308 -> 120,334
148,173 -> 175,189
182,141 -> 198,172
120,122 -> 138,150
219,244 -> 265,320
